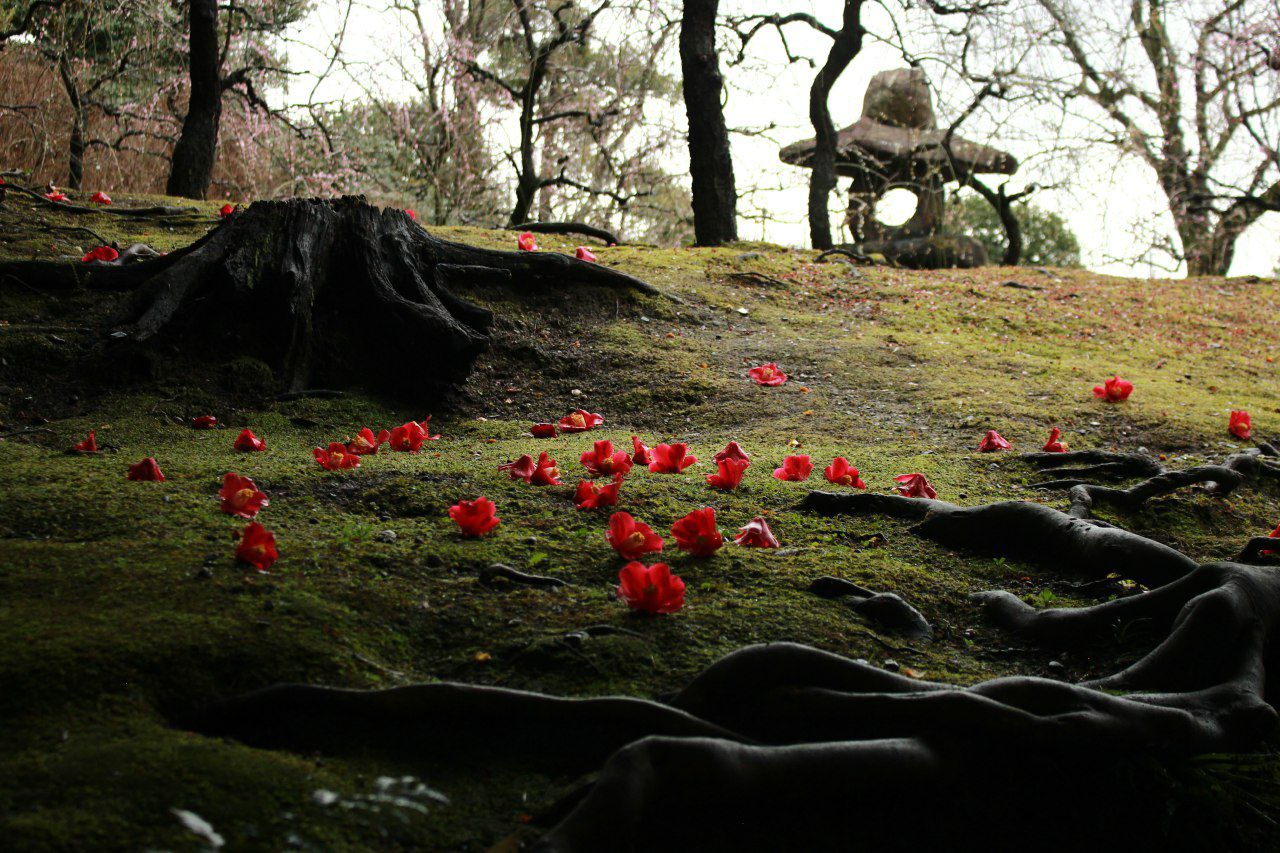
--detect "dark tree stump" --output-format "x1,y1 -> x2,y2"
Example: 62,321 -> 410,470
0,196 -> 658,397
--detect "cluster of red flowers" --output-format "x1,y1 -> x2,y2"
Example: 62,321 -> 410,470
99,412 -> 445,572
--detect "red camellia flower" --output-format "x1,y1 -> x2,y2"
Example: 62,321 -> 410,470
617,562 -> 685,614
127,457 -> 165,481
558,409 -> 603,432
735,517 -> 779,549
574,476 -> 623,510
405,209 -> 416,221
45,191 -> 67,202
574,246 -> 597,262
649,442 -> 698,473
748,362 -> 788,386
73,430 -> 98,452
977,430 -> 1012,452
517,231 -> 538,251
1042,427 -> 1068,453
606,511 -> 664,560
773,454 -> 813,482
192,415 -> 218,429
631,435 -> 654,465
90,191 -> 111,205
219,203 -> 235,218
388,421 -> 427,452
671,507 -> 723,556
314,442 -> 360,470
895,473 -> 937,499
824,457 -> 867,488
706,458 -> 748,490
218,472 -> 269,519
449,496 -> 500,536
713,441 -> 750,466
1229,410 -> 1253,440
348,427 -> 390,455
499,451 -> 562,486
1093,375 -> 1134,402
1262,522 -> 1280,557
419,415 -> 442,440
581,439 -> 634,478
235,521 -> 278,572
81,246 -> 119,263
531,423 -> 558,438
233,428 -> 266,452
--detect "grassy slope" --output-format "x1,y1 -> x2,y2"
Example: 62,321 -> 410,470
1,194 -> 1278,850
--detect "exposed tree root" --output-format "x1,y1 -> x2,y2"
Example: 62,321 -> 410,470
510,221 -> 621,245
807,575 -> 931,639
479,563 -> 570,589
189,477 -> 1280,850
1023,446 -> 1280,518
0,196 -> 660,397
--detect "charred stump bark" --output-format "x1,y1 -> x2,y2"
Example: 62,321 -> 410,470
0,197 -> 658,397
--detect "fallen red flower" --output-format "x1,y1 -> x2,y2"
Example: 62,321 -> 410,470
649,442 -> 698,473
735,516 -> 779,548
575,246 -> 597,262
73,430 -> 98,452
1042,427 -> 1068,453
347,427 -> 390,455
218,472 -> 269,518
706,457 -> 749,490
449,496 -> 500,536
1093,375 -> 1134,402
1262,522 -> 1279,557
616,562 -> 684,614
192,415 -> 218,429
517,231 -> 538,251
606,511 -> 664,560
1229,410 -> 1253,440
773,454 -> 813,482
90,191 -> 112,205
895,472 -> 937,499
824,457 -> 867,488
81,246 -> 119,263
127,457 -> 165,481
748,362 -> 788,386
713,441 -> 750,466
405,209 -> 416,221
499,451 -> 562,485
233,428 -> 266,452
558,409 -> 603,432
671,507 -> 723,556
531,423 -> 558,438
631,435 -> 654,465
235,521 -> 278,572
574,476 -> 623,510
45,191 -> 67,202
977,430 -> 1012,452
388,421 -> 427,452
581,439 -> 633,478
314,442 -> 360,470
219,203 -> 235,218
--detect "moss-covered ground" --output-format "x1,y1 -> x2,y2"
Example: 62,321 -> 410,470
1,192 -> 1278,849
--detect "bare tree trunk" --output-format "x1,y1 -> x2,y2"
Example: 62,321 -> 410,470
971,179 -> 1026,266
167,0 -> 222,200
56,54 -> 85,190
680,0 -> 737,247
807,1 -> 864,250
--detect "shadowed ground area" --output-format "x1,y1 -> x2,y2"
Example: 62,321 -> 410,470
1,195 -> 1278,849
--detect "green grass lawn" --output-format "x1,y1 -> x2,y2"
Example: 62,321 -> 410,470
1,193 -> 1278,849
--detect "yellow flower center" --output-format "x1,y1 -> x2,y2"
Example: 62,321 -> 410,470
235,487 -> 254,506
760,366 -> 774,378
626,531 -> 646,549
570,413 -> 585,428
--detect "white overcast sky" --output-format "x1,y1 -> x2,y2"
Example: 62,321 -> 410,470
284,1 -> 1280,277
